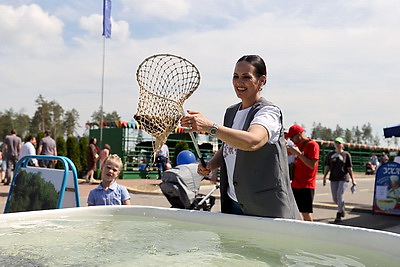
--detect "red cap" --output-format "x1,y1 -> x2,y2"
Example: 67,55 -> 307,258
285,124 -> 304,139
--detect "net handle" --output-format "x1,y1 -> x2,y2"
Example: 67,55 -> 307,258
182,108 -> 206,167
188,131 -> 206,167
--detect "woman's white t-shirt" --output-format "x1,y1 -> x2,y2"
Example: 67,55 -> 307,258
223,105 -> 282,202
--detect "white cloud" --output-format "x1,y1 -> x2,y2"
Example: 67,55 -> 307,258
78,14 -> 130,42
121,0 -> 190,21
0,4 -> 64,56
0,1 -> 399,145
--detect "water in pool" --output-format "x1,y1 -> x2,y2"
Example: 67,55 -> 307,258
0,214 -> 397,266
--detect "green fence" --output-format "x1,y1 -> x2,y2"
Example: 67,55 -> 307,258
317,140 -> 399,173
120,131 -> 217,179
89,125 -> 399,178
90,127 -> 218,179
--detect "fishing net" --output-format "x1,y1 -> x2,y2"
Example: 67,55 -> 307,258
134,54 -> 200,151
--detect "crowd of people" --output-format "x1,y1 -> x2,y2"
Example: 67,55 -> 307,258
1,55 -> 399,218
1,129 -> 58,186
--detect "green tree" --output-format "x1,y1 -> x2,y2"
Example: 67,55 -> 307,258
361,123 -> 373,144
64,109 -> 80,136
56,136 -> 67,169
311,122 -> 333,141
332,125 -> 344,140
352,126 -> 362,144
173,141 -> 190,166
66,136 -> 81,172
56,136 -> 67,156
91,106 -> 121,122
32,95 -> 52,133
15,113 -> 31,137
31,95 -> 66,137
50,100 -> 64,138
372,134 -> 381,146
104,111 -> 121,121
345,129 -> 352,143
0,109 -> 15,139
0,109 -> 30,138
78,137 -> 89,175
36,132 -> 45,145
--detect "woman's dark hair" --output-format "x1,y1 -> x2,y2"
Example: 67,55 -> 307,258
89,137 -> 96,144
25,134 -> 35,142
237,55 -> 267,78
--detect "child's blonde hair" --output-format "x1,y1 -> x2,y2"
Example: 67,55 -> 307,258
102,154 -> 123,172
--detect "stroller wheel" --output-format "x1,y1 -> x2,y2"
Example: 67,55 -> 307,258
191,195 -> 216,211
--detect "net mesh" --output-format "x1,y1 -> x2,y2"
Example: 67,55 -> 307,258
134,54 -> 200,151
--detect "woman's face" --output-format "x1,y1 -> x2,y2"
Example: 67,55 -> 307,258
101,159 -> 121,182
232,61 -> 265,106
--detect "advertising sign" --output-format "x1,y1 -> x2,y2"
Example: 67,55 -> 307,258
373,162 -> 400,215
4,155 -> 80,213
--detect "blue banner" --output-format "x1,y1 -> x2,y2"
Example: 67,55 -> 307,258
103,0 -> 112,38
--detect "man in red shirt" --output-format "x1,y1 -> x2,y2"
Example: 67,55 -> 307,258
286,125 -> 319,221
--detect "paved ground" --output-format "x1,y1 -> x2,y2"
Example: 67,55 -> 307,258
1,173 -> 400,235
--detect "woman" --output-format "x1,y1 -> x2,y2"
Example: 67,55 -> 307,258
181,55 -> 300,219
84,137 -> 99,183
99,144 -> 111,169
323,137 -> 356,223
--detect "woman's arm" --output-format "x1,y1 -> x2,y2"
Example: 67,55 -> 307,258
198,147 -> 223,176
208,147 -> 223,170
181,110 -> 270,151
213,124 -> 269,151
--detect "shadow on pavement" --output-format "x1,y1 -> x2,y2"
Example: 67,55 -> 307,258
339,212 -> 400,231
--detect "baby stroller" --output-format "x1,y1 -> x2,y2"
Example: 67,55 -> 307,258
365,162 -> 376,175
160,163 -> 219,211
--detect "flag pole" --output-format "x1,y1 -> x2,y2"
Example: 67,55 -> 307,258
100,36 -> 106,149
100,0 -> 111,149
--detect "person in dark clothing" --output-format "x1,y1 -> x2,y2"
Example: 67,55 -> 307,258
323,137 -> 356,223
83,137 -> 99,183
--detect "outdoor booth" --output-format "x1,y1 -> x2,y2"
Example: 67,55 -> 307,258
87,120 -> 218,179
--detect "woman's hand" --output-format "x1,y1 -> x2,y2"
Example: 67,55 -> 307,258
197,162 -> 211,176
181,110 -> 213,133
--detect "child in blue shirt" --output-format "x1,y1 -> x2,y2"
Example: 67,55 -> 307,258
87,154 -> 131,206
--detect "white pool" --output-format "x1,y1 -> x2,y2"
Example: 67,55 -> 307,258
0,206 -> 399,266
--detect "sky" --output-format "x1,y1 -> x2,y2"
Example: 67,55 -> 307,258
0,0 -> 399,145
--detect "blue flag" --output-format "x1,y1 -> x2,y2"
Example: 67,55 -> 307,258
103,0 -> 112,38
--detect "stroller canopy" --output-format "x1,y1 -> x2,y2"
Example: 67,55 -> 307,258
162,164 -> 202,193
160,164 -> 203,209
